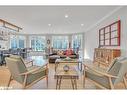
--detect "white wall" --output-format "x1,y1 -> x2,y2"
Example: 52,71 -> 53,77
84,7 -> 127,60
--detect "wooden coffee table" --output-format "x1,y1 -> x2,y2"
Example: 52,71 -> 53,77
54,66 -> 79,89
55,59 -> 79,72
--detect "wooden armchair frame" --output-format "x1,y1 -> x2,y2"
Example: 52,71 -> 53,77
83,64 -> 127,89
8,63 -> 48,89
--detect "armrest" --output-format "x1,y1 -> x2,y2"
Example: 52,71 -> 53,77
84,64 -> 118,78
31,63 -> 48,74
19,63 -> 48,75
24,60 -> 34,66
32,67 -> 47,74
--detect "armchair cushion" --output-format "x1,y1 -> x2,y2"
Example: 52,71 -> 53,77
26,66 -> 47,85
5,56 -> 48,88
9,54 -> 33,67
107,57 -> 127,84
85,56 -> 127,89
5,57 -> 27,84
85,69 -> 110,88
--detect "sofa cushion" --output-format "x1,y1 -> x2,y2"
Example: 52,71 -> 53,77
57,50 -> 64,56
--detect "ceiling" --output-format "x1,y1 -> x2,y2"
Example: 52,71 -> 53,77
0,6 -> 120,34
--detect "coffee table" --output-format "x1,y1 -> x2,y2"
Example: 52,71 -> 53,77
55,58 -> 79,72
54,65 -> 79,89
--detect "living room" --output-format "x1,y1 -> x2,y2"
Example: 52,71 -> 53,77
0,5 -> 127,91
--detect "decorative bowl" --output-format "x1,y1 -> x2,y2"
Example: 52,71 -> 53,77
63,65 -> 69,72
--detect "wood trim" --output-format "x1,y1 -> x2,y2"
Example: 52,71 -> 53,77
24,76 -> 48,89
19,64 -> 48,75
99,20 -> 120,30
83,66 -> 86,88
99,20 -> 121,47
84,64 -> 118,78
108,77 -> 114,89
7,74 -> 12,89
21,64 -> 49,89
24,60 -> 34,66
23,74 -> 28,88
109,25 -> 111,45
117,20 -> 121,46
0,19 -> 22,32
123,76 -> 127,88
86,78 -> 107,89
99,30 -> 101,47
84,71 -> 115,89
104,28 -> 105,46
0,19 -> 22,29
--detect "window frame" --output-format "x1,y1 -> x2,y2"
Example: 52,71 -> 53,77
29,36 -> 46,51
72,34 -> 83,50
52,36 -> 69,50
10,35 -> 26,49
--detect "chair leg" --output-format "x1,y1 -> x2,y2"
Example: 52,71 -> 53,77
23,74 -> 27,89
83,70 -> 86,88
7,75 -> 12,89
71,77 -> 74,89
123,77 -> 127,88
46,75 -> 48,88
83,65 -> 87,88
109,77 -> 114,89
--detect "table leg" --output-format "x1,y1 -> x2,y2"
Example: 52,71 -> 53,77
71,77 -> 74,89
55,63 -> 57,72
58,76 -> 62,89
74,79 -> 77,89
81,63 -> 82,71
56,76 -> 59,89
55,62 -> 59,72
83,70 -> 86,88
78,62 -> 79,70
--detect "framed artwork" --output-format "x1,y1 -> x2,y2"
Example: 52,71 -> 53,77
99,20 -> 121,47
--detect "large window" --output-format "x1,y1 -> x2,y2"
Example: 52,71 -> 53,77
72,34 -> 83,50
52,36 -> 68,49
30,36 -> 46,51
10,35 -> 25,48
19,36 -> 25,48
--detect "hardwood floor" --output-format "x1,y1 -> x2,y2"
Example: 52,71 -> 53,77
0,56 -> 126,89
0,63 -> 126,89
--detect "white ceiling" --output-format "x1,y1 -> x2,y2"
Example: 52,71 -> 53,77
0,6 -> 119,34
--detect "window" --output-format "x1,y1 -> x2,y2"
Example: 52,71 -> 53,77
10,35 -> 25,48
19,36 -> 25,48
72,34 -> 83,50
30,36 -> 46,51
52,36 -> 68,49
10,35 -> 18,48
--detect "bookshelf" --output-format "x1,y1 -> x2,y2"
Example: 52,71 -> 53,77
99,20 -> 121,47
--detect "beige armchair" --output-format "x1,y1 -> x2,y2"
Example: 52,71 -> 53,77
5,56 -> 48,89
83,57 -> 127,89
9,55 -> 34,67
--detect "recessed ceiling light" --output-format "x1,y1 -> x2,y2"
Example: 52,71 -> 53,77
48,24 -> 51,26
65,14 -> 69,18
81,24 -> 84,26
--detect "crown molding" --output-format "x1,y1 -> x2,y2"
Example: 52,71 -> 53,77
85,6 -> 123,32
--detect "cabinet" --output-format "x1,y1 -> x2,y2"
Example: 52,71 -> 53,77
94,48 -> 121,67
